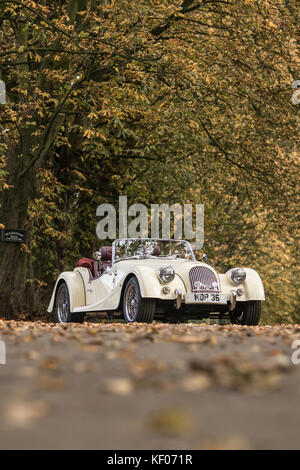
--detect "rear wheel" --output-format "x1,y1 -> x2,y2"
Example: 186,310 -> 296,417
123,277 -> 155,323
229,300 -> 262,326
55,282 -> 85,323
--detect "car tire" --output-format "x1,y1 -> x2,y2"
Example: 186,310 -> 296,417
123,277 -> 155,323
229,300 -> 262,326
55,282 -> 85,324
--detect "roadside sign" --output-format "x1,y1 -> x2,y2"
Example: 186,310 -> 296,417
1,229 -> 27,243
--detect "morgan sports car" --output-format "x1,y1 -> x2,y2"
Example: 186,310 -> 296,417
48,238 -> 265,325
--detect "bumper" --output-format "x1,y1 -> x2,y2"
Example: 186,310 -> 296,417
175,289 -> 245,311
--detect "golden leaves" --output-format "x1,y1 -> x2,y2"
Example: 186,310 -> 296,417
20,243 -> 30,253
147,409 -> 194,436
83,129 -> 106,140
104,377 -> 134,395
72,169 -> 86,181
189,120 -> 200,130
37,375 -> 66,390
199,435 -> 250,450
4,399 -> 49,429
130,359 -> 167,378
181,372 -> 211,392
0,0 -> 298,327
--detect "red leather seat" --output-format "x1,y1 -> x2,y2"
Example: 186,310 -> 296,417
76,246 -> 112,279
76,257 -> 99,279
76,257 -> 94,271
100,246 -> 112,268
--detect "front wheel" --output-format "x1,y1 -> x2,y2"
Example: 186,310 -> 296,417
123,277 -> 156,323
229,300 -> 262,326
55,282 -> 85,323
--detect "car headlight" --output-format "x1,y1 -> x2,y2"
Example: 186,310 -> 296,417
231,268 -> 246,285
159,266 -> 175,283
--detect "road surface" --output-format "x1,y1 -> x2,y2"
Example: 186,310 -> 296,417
0,320 -> 300,449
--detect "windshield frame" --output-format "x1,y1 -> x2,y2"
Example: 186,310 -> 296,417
112,238 -> 196,264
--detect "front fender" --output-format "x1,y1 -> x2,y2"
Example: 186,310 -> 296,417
219,268 -> 265,301
126,266 -> 187,300
47,271 -> 86,313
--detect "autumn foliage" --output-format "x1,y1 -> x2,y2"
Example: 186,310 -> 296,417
0,0 -> 299,321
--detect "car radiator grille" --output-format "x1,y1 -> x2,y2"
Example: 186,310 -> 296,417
189,266 -> 220,292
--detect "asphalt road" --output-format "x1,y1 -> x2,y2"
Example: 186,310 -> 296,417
0,320 -> 300,450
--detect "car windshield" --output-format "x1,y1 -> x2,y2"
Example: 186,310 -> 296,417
113,239 -> 195,262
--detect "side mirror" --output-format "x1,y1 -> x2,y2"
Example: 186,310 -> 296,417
105,267 -> 113,275
202,253 -> 208,263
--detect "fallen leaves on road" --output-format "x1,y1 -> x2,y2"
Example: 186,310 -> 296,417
130,359 -> 167,378
199,434 -> 250,450
4,398 -> 49,428
0,319 -> 298,397
104,377 -> 134,396
181,373 -> 211,392
147,408 -> 194,436
37,375 -> 66,390
0,319 -> 300,449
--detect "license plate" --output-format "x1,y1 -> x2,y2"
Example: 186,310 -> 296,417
186,293 -> 227,304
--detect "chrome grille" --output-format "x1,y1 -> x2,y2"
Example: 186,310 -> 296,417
189,266 -> 219,292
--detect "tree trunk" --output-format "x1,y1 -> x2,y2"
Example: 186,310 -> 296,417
0,158 -> 35,318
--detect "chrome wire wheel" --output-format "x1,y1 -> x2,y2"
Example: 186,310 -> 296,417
57,287 -> 69,323
123,277 -> 156,324
124,284 -> 138,322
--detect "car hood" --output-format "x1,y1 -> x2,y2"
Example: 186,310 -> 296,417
114,258 -> 220,288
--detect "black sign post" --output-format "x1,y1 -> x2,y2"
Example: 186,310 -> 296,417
1,229 -> 27,243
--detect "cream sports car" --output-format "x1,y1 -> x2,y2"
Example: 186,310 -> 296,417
48,238 -> 265,325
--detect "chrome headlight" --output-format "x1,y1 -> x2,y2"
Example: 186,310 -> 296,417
231,268 -> 246,285
159,266 -> 175,283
